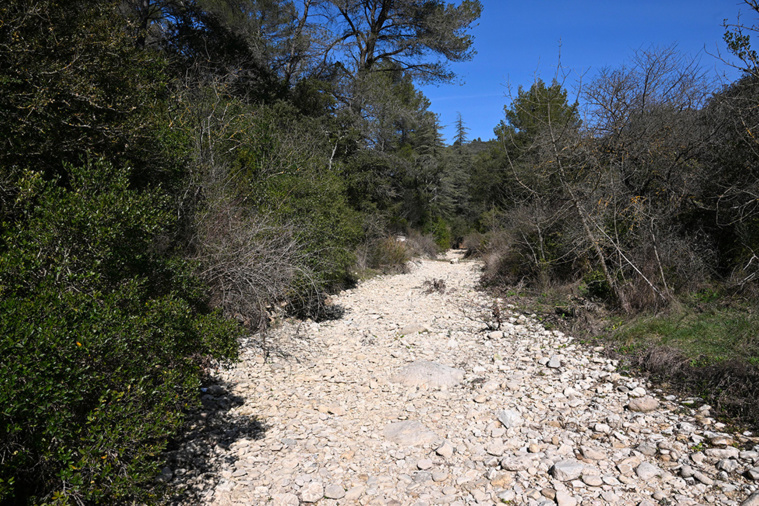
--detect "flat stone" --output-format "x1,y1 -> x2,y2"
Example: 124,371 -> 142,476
581,446 -> 606,460
582,474 -> 603,486
272,493 -> 299,506
300,482 -> 324,503
547,355 -> 562,368
501,455 -> 533,471
636,462 -> 662,480
344,486 -> 365,501
432,470 -> 448,482
693,471 -> 714,485
390,361 -> 464,388
383,420 -> 439,446
628,396 -> 659,413
496,409 -> 522,429
324,484 -> 346,499
617,456 -> 641,475
550,460 -> 585,481
417,458 -> 433,470
705,447 -> 740,459
556,490 -> 578,506
399,323 -> 428,334
436,441 -> 455,458
742,491 -> 759,506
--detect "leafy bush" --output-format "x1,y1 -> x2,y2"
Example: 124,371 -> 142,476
425,217 -> 452,250
0,160 -> 239,504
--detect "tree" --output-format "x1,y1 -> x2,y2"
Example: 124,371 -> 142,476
723,0 -> 759,77
318,0 -> 481,83
453,111 -> 469,150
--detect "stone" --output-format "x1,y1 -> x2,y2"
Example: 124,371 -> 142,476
383,420 -> 439,446
636,462 -> 662,480
582,474 -> 603,486
417,458 -> 433,470
693,471 -> 714,485
627,396 -> 660,413
630,386 -> 647,397
547,355 -> 562,368
556,490 -> 578,506
594,423 -> 611,434
432,471 -> 448,482
324,484 -> 346,499
197,256 -> 758,506
581,446 -> 606,461
157,466 -> 173,483
344,486 -> 365,501
500,455 -> 533,471
400,323 -> 428,334
300,482 -> 324,503
272,493 -> 300,506
550,460 -> 586,481
436,441 -> 455,458
617,456 -> 641,475
705,447 -> 740,459
390,360 -> 464,388
496,409 -> 522,429
742,491 -> 759,506
717,459 -> 740,473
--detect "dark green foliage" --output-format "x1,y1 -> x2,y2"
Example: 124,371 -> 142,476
0,160 -> 240,504
0,0 -> 178,187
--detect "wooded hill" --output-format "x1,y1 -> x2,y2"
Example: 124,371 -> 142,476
1,0 -> 759,503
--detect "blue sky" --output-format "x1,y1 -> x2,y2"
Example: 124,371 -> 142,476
418,0 -> 749,144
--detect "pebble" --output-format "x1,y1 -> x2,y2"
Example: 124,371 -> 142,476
166,252 -> 759,506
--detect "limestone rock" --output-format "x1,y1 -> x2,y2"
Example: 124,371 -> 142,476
383,420 -> 439,446
627,396 -> 660,413
636,462 -> 662,480
324,484 -> 345,500
496,409 -> 523,429
300,482 -> 324,503
389,360 -> 464,388
742,491 -> 759,506
550,460 -> 585,481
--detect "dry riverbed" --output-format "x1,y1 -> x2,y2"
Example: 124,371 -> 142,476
168,251 -> 759,506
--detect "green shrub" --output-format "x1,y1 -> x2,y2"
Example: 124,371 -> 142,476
580,269 -> 613,301
0,160 -> 239,504
425,217 -> 452,250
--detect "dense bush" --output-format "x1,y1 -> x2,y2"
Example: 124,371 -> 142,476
0,160 -> 240,504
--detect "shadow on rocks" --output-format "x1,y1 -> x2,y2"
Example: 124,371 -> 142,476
163,379 -> 267,505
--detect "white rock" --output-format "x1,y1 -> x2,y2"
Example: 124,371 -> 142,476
324,484 -> 346,500
556,490 -> 578,506
300,482 -> 324,503
636,462 -> 662,480
496,409 -> 522,428
550,460 -> 585,481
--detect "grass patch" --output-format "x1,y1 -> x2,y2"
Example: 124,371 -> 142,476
613,305 -> 759,366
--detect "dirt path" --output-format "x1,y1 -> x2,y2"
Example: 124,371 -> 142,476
169,252 -> 759,506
